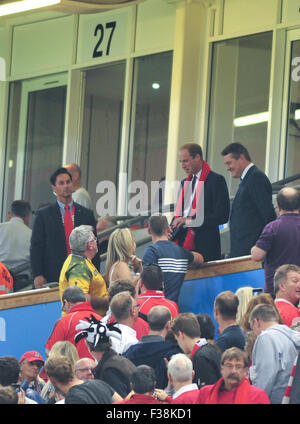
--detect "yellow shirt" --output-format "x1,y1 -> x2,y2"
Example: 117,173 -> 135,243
59,254 -> 108,316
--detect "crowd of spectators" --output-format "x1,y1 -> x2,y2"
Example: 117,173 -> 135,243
1,157 -> 300,405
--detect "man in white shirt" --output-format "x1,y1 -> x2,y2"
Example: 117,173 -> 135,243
0,200 -> 32,279
109,291 -> 139,354
64,163 -> 92,210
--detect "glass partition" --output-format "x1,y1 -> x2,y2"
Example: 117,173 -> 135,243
2,75 -> 67,221
128,51 -> 173,210
80,62 -> 126,213
285,39 -> 300,178
207,32 -> 273,196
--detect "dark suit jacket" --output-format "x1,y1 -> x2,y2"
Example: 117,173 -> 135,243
230,165 -> 276,258
174,170 -> 230,261
30,201 -> 99,283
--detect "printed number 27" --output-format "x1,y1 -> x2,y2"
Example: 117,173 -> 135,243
93,21 -> 117,58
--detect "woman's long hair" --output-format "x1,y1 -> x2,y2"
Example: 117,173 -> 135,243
105,228 -> 135,276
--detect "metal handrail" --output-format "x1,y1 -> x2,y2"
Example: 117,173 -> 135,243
97,173 -> 300,242
271,173 -> 300,188
97,203 -> 174,240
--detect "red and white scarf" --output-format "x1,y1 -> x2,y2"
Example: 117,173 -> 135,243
174,160 -> 211,250
204,377 -> 251,404
282,354 -> 299,404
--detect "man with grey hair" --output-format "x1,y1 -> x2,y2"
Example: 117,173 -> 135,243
273,264 -> 300,327
123,305 -> 182,389
59,225 -> 109,317
45,285 -> 103,360
109,291 -> 139,354
166,353 -> 199,403
249,303 -> 300,403
251,187 -> 300,296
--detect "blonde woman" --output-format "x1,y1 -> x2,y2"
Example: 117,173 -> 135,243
105,228 -> 142,288
235,286 -> 255,325
41,341 -> 79,403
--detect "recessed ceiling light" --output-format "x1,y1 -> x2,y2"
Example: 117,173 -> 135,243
152,82 -> 160,90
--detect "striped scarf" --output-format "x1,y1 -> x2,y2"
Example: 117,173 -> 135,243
282,354 -> 299,404
174,160 -> 211,250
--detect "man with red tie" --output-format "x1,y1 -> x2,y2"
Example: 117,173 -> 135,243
30,167 -> 99,289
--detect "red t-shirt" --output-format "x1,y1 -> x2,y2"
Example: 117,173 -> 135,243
45,302 -> 102,359
275,299 -> 300,327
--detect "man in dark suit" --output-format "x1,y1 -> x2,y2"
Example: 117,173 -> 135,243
171,143 -> 230,262
31,167 -> 99,289
221,142 -> 276,258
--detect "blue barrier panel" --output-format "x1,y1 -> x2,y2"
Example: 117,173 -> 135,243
178,268 -> 265,338
0,301 -> 61,360
0,266 -> 264,358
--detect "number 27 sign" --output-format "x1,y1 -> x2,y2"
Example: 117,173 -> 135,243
77,8 -> 132,64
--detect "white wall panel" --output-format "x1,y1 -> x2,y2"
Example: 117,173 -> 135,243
135,0 -> 175,53
11,16 -> 73,77
223,0 -> 277,34
282,0 -> 300,24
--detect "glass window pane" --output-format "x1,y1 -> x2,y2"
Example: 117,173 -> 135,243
129,52 -> 173,209
286,40 -> 300,178
207,32 -> 273,196
2,82 -> 66,219
80,63 -> 126,212
23,86 -> 66,210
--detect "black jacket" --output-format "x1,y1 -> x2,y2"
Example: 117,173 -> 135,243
230,165 -> 276,257
30,201 -> 99,283
192,343 -> 221,388
93,349 -> 136,398
174,170 -> 230,261
123,335 -> 182,389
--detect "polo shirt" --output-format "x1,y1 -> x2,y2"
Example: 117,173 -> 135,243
275,299 -> 300,327
114,393 -> 166,404
171,384 -> 200,404
137,289 -> 179,323
59,254 -> 108,316
255,213 -> 300,294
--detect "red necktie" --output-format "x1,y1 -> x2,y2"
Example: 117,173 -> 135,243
64,205 -> 73,255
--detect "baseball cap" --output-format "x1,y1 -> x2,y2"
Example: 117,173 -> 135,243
20,351 -> 44,365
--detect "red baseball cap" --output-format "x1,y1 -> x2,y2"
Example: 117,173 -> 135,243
20,351 -> 44,365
